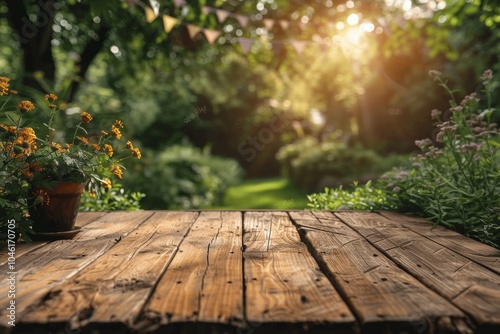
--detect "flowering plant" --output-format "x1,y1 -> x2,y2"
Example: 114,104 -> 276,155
0,76 -> 141,240
308,69 -> 499,248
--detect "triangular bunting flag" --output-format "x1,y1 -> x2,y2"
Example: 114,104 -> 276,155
235,14 -> 249,27
202,6 -> 212,15
263,19 -> 275,30
149,0 -> 160,17
237,38 -> 253,54
145,7 -> 156,23
279,20 -> 289,30
203,29 -> 221,44
173,0 -> 186,8
186,24 -> 202,39
215,9 -> 230,23
290,40 -> 307,55
162,15 -> 178,33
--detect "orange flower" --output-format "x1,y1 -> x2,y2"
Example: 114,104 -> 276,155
0,123 -> 17,135
101,130 -> 109,136
30,162 -> 42,172
111,126 -> 122,139
113,120 -> 124,128
0,77 -> 9,96
77,136 -> 89,145
104,144 -> 113,157
132,147 -> 141,159
45,93 -> 58,101
34,190 -> 50,206
111,165 -> 123,179
91,143 -> 101,151
17,100 -> 35,113
9,89 -> 17,95
50,142 -> 62,151
101,178 -> 112,189
15,127 -> 38,155
81,111 -> 93,124
20,164 -> 34,178
126,140 -> 134,149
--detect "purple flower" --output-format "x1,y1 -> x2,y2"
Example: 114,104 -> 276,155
460,93 -> 479,106
431,109 -> 442,120
429,70 -> 442,81
415,138 -> 433,150
482,69 -> 493,86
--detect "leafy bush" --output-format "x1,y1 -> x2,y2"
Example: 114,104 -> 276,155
308,181 -> 395,211
80,183 -> 145,211
277,137 -> 384,191
308,70 -> 500,248
123,143 -> 242,209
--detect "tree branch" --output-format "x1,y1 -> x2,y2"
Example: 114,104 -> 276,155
67,25 -> 111,103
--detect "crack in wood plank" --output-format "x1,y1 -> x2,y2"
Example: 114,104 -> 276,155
335,211 -> 500,328
290,210 -> 469,333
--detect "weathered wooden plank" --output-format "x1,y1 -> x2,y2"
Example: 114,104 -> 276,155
380,211 -> 500,275
143,211 -> 243,328
335,210 -> 500,328
243,211 -> 355,326
0,211 -> 153,328
289,211 -> 470,333
0,211 -> 107,266
18,211 -> 198,331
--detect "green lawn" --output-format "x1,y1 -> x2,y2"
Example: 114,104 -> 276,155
212,178 -> 310,209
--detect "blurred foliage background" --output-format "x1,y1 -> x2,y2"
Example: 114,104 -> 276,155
1,0 -> 499,210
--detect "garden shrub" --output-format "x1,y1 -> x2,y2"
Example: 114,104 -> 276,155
80,183 -> 145,211
123,143 -> 242,209
308,69 -> 500,248
277,137 -> 385,191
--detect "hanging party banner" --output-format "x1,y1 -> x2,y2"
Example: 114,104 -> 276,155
279,20 -> 289,30
237,38 -> 253,54
290,40 -> 307,55
203,29 -> 221,44
145,7 -> 157,23
162,15 -> 178,33
215,9 -> 231,24
186,24 -> 202,39
138,3 -> 364,57
263,19 -> 275,30
235,14 -> 249,28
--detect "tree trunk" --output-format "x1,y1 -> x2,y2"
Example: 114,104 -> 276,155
5,0 -> 110,102
6,0 -> 57,92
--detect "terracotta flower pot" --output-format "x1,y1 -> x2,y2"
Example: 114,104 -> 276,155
30,182 -> 86,233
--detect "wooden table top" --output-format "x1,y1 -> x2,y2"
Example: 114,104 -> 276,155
1,210 -> 499,334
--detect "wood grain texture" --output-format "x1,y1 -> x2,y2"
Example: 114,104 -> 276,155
243,211 -> 354,326
1,210 -> 498,334
336,211 -> 500,327
19,211 -> 198,330
380,211 -> 500,275
289,211 -> 469,333
0,211 -> 153,328
143,211 -> 244,327
0,211 -> 106,266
